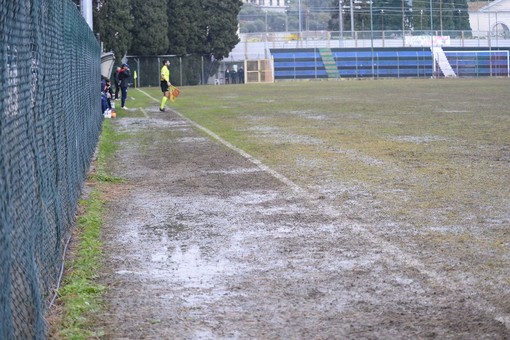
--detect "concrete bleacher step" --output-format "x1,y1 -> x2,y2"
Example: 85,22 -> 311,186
432,46 -> 457,78
318,48 -> 340,79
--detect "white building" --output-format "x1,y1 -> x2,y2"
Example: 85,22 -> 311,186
469,0 -> 510,37
242,0 -> 287,12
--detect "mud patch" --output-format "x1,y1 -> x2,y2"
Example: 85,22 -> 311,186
98,111 -> 510,339
390,135 -> 457,144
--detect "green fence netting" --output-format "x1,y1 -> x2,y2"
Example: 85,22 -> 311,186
0,0 -> 102,338
124,55 -> 222,87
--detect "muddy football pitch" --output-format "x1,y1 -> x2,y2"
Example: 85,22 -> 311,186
97,79 -> 509,338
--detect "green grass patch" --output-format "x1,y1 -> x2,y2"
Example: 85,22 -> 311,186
61,80 -> 508,305
141,79 -> 510,231
54,119 -> 125,338
57,189 -> 105,339
160,79 -> 509,283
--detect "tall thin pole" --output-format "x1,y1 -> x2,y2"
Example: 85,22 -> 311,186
339,0 -> 343,45
430,0 -> 434,48
80,0 -> 93,30
402,0 -> 405,32
402,0 -> 405,46
440,0 -> 443,35
298,0 -> 302,39
350,0 -> 354,37
370,0 -> 374,77
430,0 -> 433,33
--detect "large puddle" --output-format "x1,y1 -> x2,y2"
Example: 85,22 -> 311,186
99,113 -> 510,338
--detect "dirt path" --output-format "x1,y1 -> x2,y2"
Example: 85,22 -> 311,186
99,106 -> 509,339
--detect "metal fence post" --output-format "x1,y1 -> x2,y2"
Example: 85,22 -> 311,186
180,57 -> 183,86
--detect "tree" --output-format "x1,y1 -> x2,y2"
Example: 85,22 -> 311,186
130,0 -> 169,55
167,0 -> 203,56
411,0 -> 471,33
369,0 -> 407,31
450,0 -> 471,32
201,0 -> 243,59
93,0 -> 134,64
239,4 -> 288,33
167,0 -> 242,60
330,0 -> 407,32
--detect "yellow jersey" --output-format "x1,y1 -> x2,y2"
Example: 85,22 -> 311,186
160,65 -> 170,82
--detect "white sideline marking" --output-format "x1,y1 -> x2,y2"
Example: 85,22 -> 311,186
136,89 -> 305,194
136,88 -> 510,331
177,115 -> 306,194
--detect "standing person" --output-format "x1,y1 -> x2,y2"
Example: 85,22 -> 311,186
231,64 -> 238,84
118,63 -> 131,109
159,59 -> 172,112
238,66 -> 244,83
231,68 -> 237,84
114,66 -> 121,99
225,68 -> 230,84
103,78 -> 114,109
101,76 -> 109,114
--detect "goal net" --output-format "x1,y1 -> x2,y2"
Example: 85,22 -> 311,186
444,50 -> 510,77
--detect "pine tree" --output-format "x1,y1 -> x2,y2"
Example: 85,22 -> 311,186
167,0 -> 203,56
410,0 -> 470,33
168,0 -> 242,60
331,0 -> 406,32
94,0 -> 134,64
201,0 -> 243,59
373,0 -> 406,31
451,0 -> 471,32
130,0 -> 169,55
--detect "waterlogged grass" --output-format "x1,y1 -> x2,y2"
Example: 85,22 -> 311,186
135,79 -> 510,283
54,119 -> 124,338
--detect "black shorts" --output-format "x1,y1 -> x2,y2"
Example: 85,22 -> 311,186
160,80 -> 169,93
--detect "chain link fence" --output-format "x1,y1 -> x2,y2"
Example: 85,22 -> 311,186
123,55 -> 222,87
0,0 -> 102,338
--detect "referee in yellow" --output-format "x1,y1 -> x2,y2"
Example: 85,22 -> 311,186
160,59 -> 171,112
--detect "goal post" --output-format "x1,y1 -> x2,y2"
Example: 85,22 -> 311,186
444,50 -> 510,77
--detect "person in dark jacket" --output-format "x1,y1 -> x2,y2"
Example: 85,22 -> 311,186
118,63 -> 131,109
225,68 -> 230,84
114,66 -> 121,99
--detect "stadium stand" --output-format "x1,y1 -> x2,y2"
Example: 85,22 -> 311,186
271,47 -> 510,79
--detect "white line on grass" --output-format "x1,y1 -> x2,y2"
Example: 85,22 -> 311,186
136,88 -> 510,331
136,88 -> 305,194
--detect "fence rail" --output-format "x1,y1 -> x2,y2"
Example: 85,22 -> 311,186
228,30 -> 510,61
